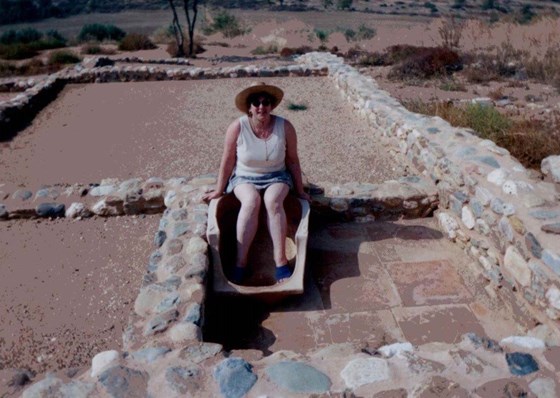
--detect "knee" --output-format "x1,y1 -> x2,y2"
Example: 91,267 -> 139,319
264,195 -> 284,214
239,193 -> 261,213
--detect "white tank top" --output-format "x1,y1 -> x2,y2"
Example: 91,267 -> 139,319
235,115 -> 287,176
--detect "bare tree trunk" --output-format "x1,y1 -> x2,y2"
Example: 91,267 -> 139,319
182,0 -> 198,57
168,0 -> 185,57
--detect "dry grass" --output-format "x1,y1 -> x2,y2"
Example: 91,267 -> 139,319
403,100 -> 560,169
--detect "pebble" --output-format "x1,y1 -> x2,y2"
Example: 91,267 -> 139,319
171,222 -> 191,238
465,333 -> 502,352
13,189 -> 32,201
154,230 -> 166,248
461,206 -> 475,229
166,239 -> 184,255
377,342 -> 414,358
91,350 -> 120,378
65,202 -> 92,218
529,378 -> 557,398
541,155 -> 560,183
498,217 -> 514,242
155,292 -> 180,313
525,232 -> 542,258
0,203 -> 8,219
545,286 -> 560,310
490,198 -> 515,216
529,209 -> 560,220
266,361 -> 331,393
437,212 -> 459,239
131,347 -> 171,364
505,352 -> 539,376
475,186 -> 493,205
163,255 -> 187,275
487,168 -> 508,186
541,223 -> 560,234
341,357 -> 389,389
542,250 -> 560,275
89,185 -> 116,196
179,342 -> 222,364
144,309 -> 178,336
501,336 -> 545,350
165,366 -> 201,394
36,202 -> 65,218
214,358 -> 257,398
169,322 -> 201,343
98,366 -> 148,398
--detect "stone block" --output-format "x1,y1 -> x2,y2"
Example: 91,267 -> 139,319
504,246 -> 531,287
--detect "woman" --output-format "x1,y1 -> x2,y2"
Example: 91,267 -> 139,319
203,81 -> 310,284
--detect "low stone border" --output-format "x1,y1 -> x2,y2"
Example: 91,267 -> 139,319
110,56 -> 192,65
297,52 -> 560,326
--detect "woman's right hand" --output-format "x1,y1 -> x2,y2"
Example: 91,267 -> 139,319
202,190 -> 223,202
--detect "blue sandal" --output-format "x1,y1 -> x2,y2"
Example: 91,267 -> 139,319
275,264 -> 293,282
230,266 -> 247,285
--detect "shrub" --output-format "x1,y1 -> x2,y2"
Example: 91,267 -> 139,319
439,79 -> 467,92
209,10 -> 248,38
80,43 -> 116,55
0,27 -> 42,44
78,24 -> 126,42
280,46 -> 313,58
166,38 -> 205,57
118,33 -> 156,51
343,24 -> 375,42
151,25 -> 175,44
524,47 -> 560,86
251,44 -> 278,55
0,43 -> 37,60
388,46 -> 462,80
337,0 -> 353,10
287,102 -> 308,111
48,50 -> 81,65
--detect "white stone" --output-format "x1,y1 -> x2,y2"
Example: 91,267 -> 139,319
186,236 -> 208,255
437,212 -> 459,239
541,155 -> 560,183
502,180 -> 518,195
378,342 -> 413,358
341,357 -> 389,389
89,185 -> 116,197
487,169 -> 508,186
500,336 -> 545,350
529,378 -> 557,398
65,202 -> 92,218
91,350 -> 119,377
545,286 -> 560,310
475,186 -> 494,205
461,206 -> 476,229
169,322 -> 201,343
164,190 -> 177,207
504,246 -> 531,287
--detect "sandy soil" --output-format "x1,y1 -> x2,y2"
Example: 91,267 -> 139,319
0,215 -> 157,376
0,77 -> 406,187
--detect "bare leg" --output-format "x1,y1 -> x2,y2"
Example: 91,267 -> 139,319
233,184 -> 261,268
263,183 -> 290,268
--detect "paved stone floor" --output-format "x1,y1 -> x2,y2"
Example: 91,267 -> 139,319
204,217 -> 535,355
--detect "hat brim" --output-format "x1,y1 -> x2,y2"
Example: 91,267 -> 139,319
235,83 -> 284,113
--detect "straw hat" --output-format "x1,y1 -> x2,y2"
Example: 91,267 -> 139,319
235,82 -> 284,113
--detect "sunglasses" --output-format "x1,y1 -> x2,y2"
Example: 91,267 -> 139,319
250,98 -> 272,107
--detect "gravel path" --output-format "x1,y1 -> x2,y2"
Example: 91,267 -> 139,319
0,216 -> 157,374
0,77 -> 405,187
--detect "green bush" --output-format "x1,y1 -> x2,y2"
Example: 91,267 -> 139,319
118,33 -> 156,51
287,102 -> 308,111
48,50 -> 81,65
337,0 -> 353,10
1,27 -> 42,44
78,24 -> 126,42
209,11 -> 247,38
80,43 -> 116,55
388,46 -> 462,80
0,43 -> 37,60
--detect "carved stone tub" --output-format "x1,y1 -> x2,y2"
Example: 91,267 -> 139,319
207,193 -> 309,300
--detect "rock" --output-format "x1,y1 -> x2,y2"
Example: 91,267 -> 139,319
266,361 -> 331,394
131,347 -> 171,364
171,209 -> 188,221
186,236 -> 207,255
166,239 -> 183,255
529,378 -> 557,398
185,253 -> 209,279
475,186 -> 493,205
542,223 -> 560,234
416,376 -> 469,398
171,222 -> 191,238
179,343 -> 222,364
89,185 -> 116,197
341,357 -> 389,389
163,256 -> 187,275
541,155 -> 560,183
143,177 -> 164,191
545,286 -> 560,310
461,206 -> 475,229
91,350 -> 120,378
155,292 -> 180,313
165,366 -> 201,394
169,322 -> 201,344
21,374 -> 63,398
214,358 -> 257,398
98,366 -> 148,398
529,209 -> 560,220
148,251 -> 163,272
525,232 -> 542,258
134,283 -> 174,316
509,216 -> 525,235
144,309 -> 178,336
35,187 -> 59,200
504,246 -> 530,287
183,303 -> 202,325
65,202 -> 92,218
437,212 -> 459,239
542,250 -> 560,275
471,97 -> 493,107
498,217 -> 514,242
465,333 -> 502,352
58,381 -> 95,398
521,193 -> 545,208
0,204 -> 8,219
36,203 -> 65,218
502,180 -> 518,195
377,342 -> 414,358
505,352 -> 539,376
154,230 -> 166,248
487,169 -> 508,186
500,336 -> 545,350
92,199 -> 123,216
490,198 -> 515,216
13,190 -> 32,201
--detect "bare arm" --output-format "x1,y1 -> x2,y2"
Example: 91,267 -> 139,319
285,119 -> 311,201
203,119 -> 240,201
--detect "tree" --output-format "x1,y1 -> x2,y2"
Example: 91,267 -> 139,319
168,0 -> 185,57
168,0 -> 199,57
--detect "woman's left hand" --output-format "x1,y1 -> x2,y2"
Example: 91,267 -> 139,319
298,191 -> 312,202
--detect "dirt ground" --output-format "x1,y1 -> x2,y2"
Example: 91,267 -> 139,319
0,215 -> 157,377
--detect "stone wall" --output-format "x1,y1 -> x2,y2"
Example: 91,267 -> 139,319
297,52 -> 560,325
